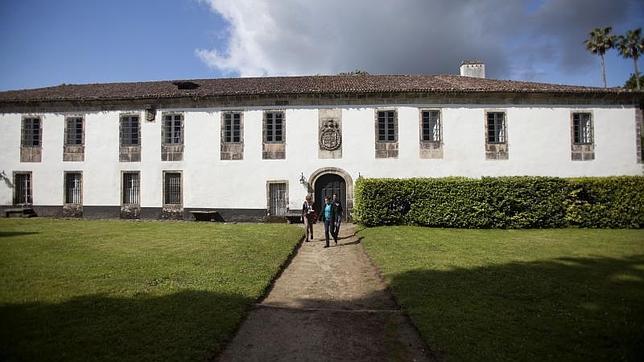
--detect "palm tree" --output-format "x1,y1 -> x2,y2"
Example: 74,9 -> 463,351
584,27 -> 615,88
616,28 -> 643,90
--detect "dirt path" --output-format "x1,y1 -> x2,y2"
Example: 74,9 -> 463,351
217,222 -> 432,361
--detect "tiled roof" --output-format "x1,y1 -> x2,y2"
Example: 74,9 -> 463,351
0,74 -> 639,103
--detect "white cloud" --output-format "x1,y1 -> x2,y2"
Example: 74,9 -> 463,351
196,0 -> 643,79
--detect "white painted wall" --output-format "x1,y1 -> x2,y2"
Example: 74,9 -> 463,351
0,104 -> 641,210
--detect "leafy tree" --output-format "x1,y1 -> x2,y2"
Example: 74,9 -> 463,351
584,27 -> 615,88
624,73 -> 644,89
616,28 -> 643,90
337,70 -> 370,76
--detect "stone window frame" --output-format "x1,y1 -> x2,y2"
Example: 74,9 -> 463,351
375,109 -> 398,143
570,110 -> 595,161
63,115 -> 85,162
419,109 -> 442,143
13,171 -> 32,206
20,115 -> 42,163
263,110 -> 286,144
162,170 -> 183,207
121,171 -> 141,206
119,112 -> 142,162
161,112 -> 185,145
221,111 -> 244,143
484,110 -> 509,160
266,180 -> 289,216
63,171 -> 83,206
485,111 -> 507,144
571,111 -> 594,145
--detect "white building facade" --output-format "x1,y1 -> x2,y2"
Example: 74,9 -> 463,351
0,72 -> 642,221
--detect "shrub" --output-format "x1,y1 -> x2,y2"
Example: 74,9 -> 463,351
353,176 -> 643,228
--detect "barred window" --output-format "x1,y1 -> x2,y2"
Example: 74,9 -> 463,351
64,172 -> 82,204
164,172 -> 181,205
120,115 -> 140,146
421,110 -> 441,142
65,117 -> 83,145
122,172 -> 140,205
264,112 -> 284,143
163,114 -> 183,144
377,110 -> 396,142
223,112 -> 241,143
573,113 -> 593,145
487,112 -> 506,144
21,117 -> 41,147
13,173 -> 32,205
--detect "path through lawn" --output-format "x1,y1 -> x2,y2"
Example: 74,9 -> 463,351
361,227 -> 644,361
0,218 -> 302,361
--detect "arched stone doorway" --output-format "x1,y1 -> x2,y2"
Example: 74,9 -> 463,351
308,167 -> 353,221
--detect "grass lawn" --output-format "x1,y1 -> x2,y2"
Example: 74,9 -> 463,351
360,227 -> 644,361
0,218 -> 302,361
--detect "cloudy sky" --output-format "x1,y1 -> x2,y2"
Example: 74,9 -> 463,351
1,0 -> 642,91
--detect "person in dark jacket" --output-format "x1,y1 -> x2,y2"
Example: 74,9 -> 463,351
302,194 -> 315,241
322,195 -> 336,248
332,193 -> 344,241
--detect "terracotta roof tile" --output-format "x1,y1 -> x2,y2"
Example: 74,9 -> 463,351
0,74 -> 639,104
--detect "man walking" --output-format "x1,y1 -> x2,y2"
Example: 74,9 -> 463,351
332,193 -> 343,242
322,195 -> 336,248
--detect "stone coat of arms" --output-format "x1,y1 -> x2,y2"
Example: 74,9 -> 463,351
319,120 -> 342,151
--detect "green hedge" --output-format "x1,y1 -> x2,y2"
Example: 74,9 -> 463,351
353,176 -> 644,228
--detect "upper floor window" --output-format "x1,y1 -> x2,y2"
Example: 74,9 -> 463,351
264,111 -> 284,143
486,112 -> 506,144
120,115 -> 140,146
21,117 -> 41,147
163,114 -> 183,144
223,112 -> 242,143
65,117 -> 83,145
421,110 -> 441,142
377,110 -> 397,142
572,112 -> 593,145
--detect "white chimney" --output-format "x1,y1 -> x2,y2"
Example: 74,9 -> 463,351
459,60 -> 485,78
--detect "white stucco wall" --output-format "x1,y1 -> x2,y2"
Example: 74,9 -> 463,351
0,104 -> 641,210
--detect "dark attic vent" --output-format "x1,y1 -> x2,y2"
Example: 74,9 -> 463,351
172,81 -> 200,90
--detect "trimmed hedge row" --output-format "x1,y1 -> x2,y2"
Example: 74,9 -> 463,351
353,176 -> 644,228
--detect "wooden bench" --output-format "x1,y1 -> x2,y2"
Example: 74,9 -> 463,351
190,210 -> 221,222
5,207 -> 36,218
285,210 -> 303,224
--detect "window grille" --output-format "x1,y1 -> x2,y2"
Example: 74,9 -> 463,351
487,112 -> 506,143
120,115 -> 140,145
421,110 -> 441,142
164,172 -> 181,205
21,117 -> 41,146
13,173 -> 32,205
264,112 -> 284,142
163,114 -> 183,144
122,172 -> 140,205
65,172 -> 82,204
377,111 -> 396,142
573,113 -> 593,144
65,117 -> 83,145
223,112 -> 242,143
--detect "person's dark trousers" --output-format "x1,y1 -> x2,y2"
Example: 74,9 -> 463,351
333,217 -> 342,241
324,219 -> 332,247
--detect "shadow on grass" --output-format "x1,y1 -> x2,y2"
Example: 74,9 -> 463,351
0,290 -> 252,361
387,254 -> 644,361
0,231 -> 39,238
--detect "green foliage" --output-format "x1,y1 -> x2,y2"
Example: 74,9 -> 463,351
624,73 -> 644,89
354,176 -> 644,228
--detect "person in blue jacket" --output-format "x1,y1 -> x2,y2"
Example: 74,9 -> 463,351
322,195 -> 337,248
